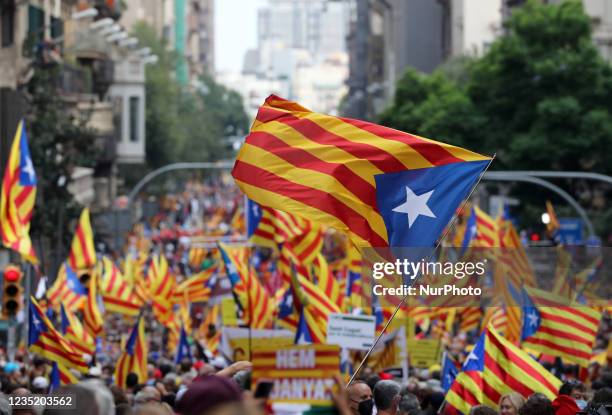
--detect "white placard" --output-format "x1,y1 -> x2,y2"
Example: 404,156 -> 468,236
326,313 -> 376,350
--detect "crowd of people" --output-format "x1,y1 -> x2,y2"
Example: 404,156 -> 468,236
0,354 -> 610,414
0,175 -> 608,415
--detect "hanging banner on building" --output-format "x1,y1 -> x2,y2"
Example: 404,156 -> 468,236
252,344 -> 341,406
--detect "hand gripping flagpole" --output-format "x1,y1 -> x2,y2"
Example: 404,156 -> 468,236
347,155 -> 496,387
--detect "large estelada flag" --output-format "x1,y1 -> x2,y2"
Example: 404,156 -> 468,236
444,326 -> 561,414
233,95 -> 491,248
0,120 -> 38,263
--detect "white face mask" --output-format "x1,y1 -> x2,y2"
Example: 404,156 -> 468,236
575,399 -> 587,410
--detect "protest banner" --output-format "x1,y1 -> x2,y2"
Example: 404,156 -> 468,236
251,344 -> 341,407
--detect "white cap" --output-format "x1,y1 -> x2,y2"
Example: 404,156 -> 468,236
88,366 -> 102,377
32,376 -> 49,389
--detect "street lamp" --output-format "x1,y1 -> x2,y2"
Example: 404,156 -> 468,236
99,23 -> 121,36
106,31 -> 128,42
142,55 -> 158,65
90,18 -> 114,31
135,47 -> 152,56
72,8 -> 99,20
119,37 -> 138,48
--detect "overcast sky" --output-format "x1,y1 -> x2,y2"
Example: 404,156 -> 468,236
215,0 -> 266,74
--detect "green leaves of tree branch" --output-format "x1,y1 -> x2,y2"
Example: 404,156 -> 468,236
380,0 -> 612,175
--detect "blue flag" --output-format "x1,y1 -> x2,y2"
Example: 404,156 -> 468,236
175,325 -> 192,364
441,355 -> 459,392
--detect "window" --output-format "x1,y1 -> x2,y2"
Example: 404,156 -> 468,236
28,5 -> 45,43
129,96 -> 139,142
1,0 -> 15,47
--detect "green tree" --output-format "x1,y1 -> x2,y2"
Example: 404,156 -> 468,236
24,66 -> 96,253
468,0 -> 612,173
380,0 -> 612,235
381,0 -> 612,174
126,22 -> 249,189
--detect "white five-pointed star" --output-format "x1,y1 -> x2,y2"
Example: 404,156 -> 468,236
22,156 -> 35,181
251,204 -> 259,217
392,186 -> 436,227
527,311 -> 539,327
464,349 -> 479,367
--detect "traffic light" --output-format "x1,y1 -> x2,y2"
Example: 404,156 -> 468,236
3,264 -> 22,318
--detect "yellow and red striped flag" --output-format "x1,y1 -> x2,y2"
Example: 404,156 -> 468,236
0,120 -> 38,263
218,243 -> 275,329
46,262 -> 87,312
233,95 -> 491,249
247,199 -> 313,249
49,362 -> 79,391
115,315 -> 148,388
521,286 -> 601,367
99,257 -> 141,316
311,253 -> 343,309
291,265 -> 341,343
458,307 -> 483,333
445,326 -> 561,413
545,200 -> 560,236
61,304 -> 95,356
171,267 -> 215,304
68,208 -> 96,272
28,297 -> 88,373
147,254 -> 175,299
83,271 -> 104,337
219,243 -> 275,328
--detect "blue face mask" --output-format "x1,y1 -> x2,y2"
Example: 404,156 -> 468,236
575,399 -> 587,410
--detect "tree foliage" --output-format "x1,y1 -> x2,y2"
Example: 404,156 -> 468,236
379,0 -> 612,236
131,22 -> 249,171
25,66 -> 97,252
381,0 -> 612,174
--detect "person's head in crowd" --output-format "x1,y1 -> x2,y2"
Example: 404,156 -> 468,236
198,364 -> 216,377
519,393 -> 554,415
158,364 -> 173,378
398,391 -> 419,415
176,375 -> 244,415
161,392 -> 176,409
179,358 -> 193,374
115,403 -> 133,415
133,403 -> 173,415
365,375 -> 379,394
232,370 -> 252,392
110,385 -> 129,405
126,373 -> 139,390
470,405 -> 499,415
554,380 -> 587,413
499,392 -> 526,415
0,394 -> 10,415
30,376 -> 49,394
587,387 -> 612,412
373,380 -> 401,415
162,374 -> 178,394
79,379 -> 115,415
43,383 -> 100,415
601,372 -> 612,389
31,357 -> 47,377
347,380 -> 373,415
134,387 -> 162,406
